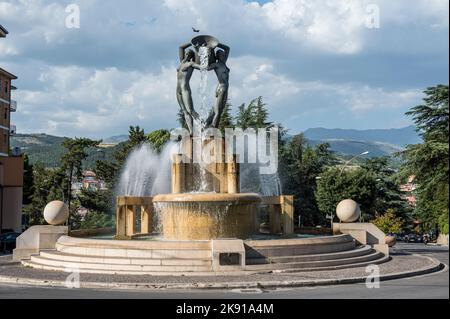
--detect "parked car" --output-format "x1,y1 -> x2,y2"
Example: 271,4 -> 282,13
0,232 -> 20,253
404,233 -> 422,243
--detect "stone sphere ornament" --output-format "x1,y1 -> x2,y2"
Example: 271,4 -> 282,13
385,235 -> 397,247
336,199 -> 361,223
43,201 -> 69,225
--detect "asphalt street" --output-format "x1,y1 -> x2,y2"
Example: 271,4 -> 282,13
0,243 -> 448,299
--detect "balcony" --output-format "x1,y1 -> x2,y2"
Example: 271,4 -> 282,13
10,125 -> 16,135
10,99 -> 17,112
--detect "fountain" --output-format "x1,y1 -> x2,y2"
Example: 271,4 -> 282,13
15,35 -> 389,275
115,35 -> 276,241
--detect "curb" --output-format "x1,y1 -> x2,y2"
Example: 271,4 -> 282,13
0,255 -> 445,291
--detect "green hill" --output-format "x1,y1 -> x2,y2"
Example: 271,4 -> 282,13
11,133 -> 119,168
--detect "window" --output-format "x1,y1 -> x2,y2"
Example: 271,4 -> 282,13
4,81 -> 7,94
4,107 -> 7,120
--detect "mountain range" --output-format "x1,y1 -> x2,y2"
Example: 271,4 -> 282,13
11,126 -> 421,167
303,126 -> 421,147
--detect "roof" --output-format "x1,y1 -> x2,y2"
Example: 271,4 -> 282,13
0,67 -> 18,80
0,25 -> 8,37
83,170 -> 96,177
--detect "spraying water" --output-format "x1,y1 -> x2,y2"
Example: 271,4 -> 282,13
197,45 -> 210,125
239,140 -> 282,196
117,142 -> 176,197
194,45 -> 211,192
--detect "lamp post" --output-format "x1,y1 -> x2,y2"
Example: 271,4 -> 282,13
339,151 -> 370,175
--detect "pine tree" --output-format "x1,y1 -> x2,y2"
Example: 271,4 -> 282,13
218,102 -> 234,132
399,84 -> 449,234
235,100 -> 257,129
148,129 -> 171,153
254,96 -> 273,128
60,137 -> 101,222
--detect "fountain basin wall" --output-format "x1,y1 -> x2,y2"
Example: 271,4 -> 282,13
153,193 -> 261,240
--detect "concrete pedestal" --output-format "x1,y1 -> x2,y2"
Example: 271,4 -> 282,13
212,239 -> 245,271
333,222 -> 389,256
13,225 -> 68,261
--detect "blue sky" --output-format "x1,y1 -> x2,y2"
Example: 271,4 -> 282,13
0,0 -> 448,139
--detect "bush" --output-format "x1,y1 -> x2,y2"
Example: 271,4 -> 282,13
80,211 -> 114,229
371,209 -> 404,234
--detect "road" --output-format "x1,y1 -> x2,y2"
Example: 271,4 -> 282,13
0,243 -> 448,299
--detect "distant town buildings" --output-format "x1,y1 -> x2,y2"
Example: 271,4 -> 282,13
72,170 -> 107,195
0,24 -> 24,234
400,175 -> 417,206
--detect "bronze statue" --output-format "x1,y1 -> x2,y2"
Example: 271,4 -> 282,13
207,43 -> 230,128
176,43 -> 201,134
176,36 -> 230,134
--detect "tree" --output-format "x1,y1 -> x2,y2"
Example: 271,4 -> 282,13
372,209 -> 404,234
315,167 -> 378,222
235,101 -> 255,129
218,102 -> 234,132
59,138 -> 101,216
280,134 -> 336,226
23,164 -> 65,226
147,129 -> 171,153
78,188 -> 114,214
362,157 -> 412,220
22,154 -> 34,205
113,126 -> 147,165
79,211 -> 114,229
95,126 -> 147,185
398,84 -> 449,234
254,96 -> 273,128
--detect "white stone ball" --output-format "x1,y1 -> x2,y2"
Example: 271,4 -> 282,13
336,199 -> 361,223
43,201 -> 69,225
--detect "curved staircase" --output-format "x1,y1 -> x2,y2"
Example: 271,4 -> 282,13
22,234 -> 389,275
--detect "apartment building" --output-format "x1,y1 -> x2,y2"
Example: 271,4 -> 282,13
0,24 -> 24,233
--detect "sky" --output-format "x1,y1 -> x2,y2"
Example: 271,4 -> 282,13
0,0 -> 448,139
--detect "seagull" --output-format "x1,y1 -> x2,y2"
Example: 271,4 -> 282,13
192,27 -> 200,33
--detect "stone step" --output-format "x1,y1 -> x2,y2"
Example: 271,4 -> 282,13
57,236 -> 212,250
245,241 -> 356,258
29,255 -> 213,272
39,250 -> 212,266
22,259 -> 220,276
246,245 -> 374,265
22,254 -> 389,276
55,243 -> 212,259
244,251 -> 384,270
255,255 -> 390,273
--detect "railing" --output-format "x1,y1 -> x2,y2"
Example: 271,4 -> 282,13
10,100 -> 17,112
116,196 -> 154,239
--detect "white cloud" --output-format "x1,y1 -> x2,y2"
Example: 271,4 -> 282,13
1,0 -> 447,137
260,0 -> 368,54
15,64 -> 177,136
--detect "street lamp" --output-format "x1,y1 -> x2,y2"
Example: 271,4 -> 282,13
339,151 -> 370,175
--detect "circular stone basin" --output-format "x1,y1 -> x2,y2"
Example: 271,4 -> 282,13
191,35 -> 219,49
153,193 -> 261,241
